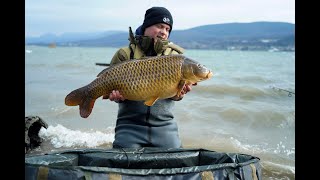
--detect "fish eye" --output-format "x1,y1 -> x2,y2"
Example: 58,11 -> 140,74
197,64 -> 202,68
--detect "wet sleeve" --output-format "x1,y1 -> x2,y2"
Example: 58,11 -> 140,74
168,43 -> 185,54
170,95 -> 183,101
171,50 -> 181,55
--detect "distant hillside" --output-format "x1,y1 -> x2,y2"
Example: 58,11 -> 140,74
26,21 -> 295,51
26,31 -> 124,44
170,21 -> 294,51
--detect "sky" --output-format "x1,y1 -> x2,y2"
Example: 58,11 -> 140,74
25,0 -> 295,37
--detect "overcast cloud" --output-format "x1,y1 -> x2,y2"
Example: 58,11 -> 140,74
25,0 -> 295,37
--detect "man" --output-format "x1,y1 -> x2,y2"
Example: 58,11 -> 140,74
107,7 -> 196,148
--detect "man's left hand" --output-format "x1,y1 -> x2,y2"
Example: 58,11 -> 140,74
171,83 -> 197,101
180,83 -> 197,96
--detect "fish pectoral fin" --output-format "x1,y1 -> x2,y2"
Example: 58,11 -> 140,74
144,97 -> 159,106
176,80 -> 186,97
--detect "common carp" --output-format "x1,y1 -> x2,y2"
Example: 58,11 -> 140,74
65,54 -> 213,118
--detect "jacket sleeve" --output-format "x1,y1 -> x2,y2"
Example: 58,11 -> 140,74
168,43 -> 185,54
110,48 -> 130,65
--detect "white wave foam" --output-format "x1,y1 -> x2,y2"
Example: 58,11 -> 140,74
26,49 -> 32,53
230,137 -> 295,157
230,137 -> 268,154
262,161 -> 295,174
38,124 -> 114,148
274,140 -> 295,156
229,136 -> 295,174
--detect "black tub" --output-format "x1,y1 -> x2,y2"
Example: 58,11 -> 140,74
25,148 -> 261,180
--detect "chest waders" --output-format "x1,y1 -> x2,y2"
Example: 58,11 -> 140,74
113,27 -> 185,148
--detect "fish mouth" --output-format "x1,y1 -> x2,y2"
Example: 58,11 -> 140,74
206,71 -> 213,79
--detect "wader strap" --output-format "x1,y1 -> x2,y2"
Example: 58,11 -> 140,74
37,166 -> 49,180
108,173 -> 122,180
129,45 -> 134,59
128,26 -> 136,60
250,164 -> 258,180
200,170 -> 214,180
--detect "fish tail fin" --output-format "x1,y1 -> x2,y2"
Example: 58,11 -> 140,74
65,87 -> 87,106
79,98 -> 96,118
65,87 -> 96,118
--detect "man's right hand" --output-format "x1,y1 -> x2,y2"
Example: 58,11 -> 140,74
103,90 -> 125,102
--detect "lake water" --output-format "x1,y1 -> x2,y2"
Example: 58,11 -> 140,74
25,45 -> 295,179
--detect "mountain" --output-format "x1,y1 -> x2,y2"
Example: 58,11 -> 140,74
170,21 -> 294,51
25,21 -> 295,51
26,31 -> 124,44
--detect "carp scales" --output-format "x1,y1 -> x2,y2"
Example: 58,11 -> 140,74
65,54 -> 213,118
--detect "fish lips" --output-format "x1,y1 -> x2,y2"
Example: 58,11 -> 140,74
206,71 -> 213,79
196,70 -> 213,82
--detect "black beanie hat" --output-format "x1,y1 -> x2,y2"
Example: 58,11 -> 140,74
141,7 -> 173,35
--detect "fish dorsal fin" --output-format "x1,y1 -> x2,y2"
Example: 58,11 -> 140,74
144,96 -> 159,106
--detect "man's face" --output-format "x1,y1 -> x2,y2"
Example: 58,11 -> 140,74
144,23 -> 171,41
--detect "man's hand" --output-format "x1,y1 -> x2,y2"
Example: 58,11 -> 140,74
102,90 -> 125,103
171,83 -> 197,101
181,83 -> 197,95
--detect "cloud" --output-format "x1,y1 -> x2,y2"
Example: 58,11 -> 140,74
25,0 -> 295,37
